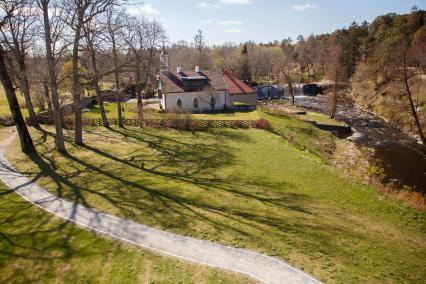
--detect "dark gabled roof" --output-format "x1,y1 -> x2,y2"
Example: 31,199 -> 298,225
160,69 -> 227,94
223,70 -> 255,95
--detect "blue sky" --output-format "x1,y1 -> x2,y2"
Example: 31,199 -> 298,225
126,0 -> 426,45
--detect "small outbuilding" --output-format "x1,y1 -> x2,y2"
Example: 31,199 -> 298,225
222,70 -> 257,110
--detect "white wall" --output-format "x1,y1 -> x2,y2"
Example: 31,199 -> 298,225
162,91 -> 231,112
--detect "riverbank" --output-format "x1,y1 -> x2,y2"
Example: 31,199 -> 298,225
267,98 -> 426,210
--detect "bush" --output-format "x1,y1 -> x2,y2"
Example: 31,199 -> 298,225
254,118 -> 272,130
144,84 -> 156,99
169,108 -> 192,130
122,84 -> 136,97
190,120 -> 207,131
230,121 -> 245,129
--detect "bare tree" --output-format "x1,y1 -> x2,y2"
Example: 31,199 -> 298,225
121,14 -> 148,114
193,29 -> 207,67
144,20 -> 166,86
0,0 -> 39,127
105,6 -> 123,127
402,53 -> 426,150
0,0 -> 35,153
326,36 -> 344,119
278,49 -> 297,106
36,0 -> 67,152
82,17 -> 109,127
193,29 -> 204,54
62,0 -> 116,144
400,30 -> 426,150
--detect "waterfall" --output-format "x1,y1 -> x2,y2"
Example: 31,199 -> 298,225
292,84 -> 304,97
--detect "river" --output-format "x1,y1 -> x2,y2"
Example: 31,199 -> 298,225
278,89 -> 426,193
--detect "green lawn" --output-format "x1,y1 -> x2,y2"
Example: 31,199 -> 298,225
192,110 -> 260,120
0,87 -> 30,118
259,111 -> 336,162
0,182 -> 250,283
82,102 -> 139,119
83,104 -> 261,121
6,123 -> 426,283
300,111 -> 347,126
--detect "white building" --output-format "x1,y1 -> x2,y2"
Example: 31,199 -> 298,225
159,50 -> 256,112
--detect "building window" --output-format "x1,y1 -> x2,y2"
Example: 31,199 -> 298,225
177,99 -> 182,109
193,98 -> 199,108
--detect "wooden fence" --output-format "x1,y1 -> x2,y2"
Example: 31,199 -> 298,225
36,116 -> 257,130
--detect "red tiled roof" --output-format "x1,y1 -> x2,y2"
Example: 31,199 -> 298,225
160,69 -> 227,94
223,70 -> 255,95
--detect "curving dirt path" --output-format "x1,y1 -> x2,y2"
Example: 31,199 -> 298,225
0,129 -> 320,284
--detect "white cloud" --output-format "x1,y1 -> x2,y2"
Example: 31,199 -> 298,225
218,20 -> 243,26
126,4 -> 160,16
197,2 -> 222,10
224,28 -> 243,33
292,4 -> 316,11
220,0 -> 251,5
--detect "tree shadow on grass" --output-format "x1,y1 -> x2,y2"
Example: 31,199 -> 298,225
0,188 -> 123,283
12,126 -> 364,261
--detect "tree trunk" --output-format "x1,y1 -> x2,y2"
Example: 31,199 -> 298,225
284,71 -> 295,106
330,71 -> 338,119
144,48 -> 154,85
89,48 -> 109,128
0,45 -> 34,153
289,81 -> 295,106
111,35 -> 123,127
72,20 -> 83,144
40,0 -> 65,152
136,60 -> 142,106
135,60 -> 143,122
17,58 -> 39,128
43,79 -> 53,116
403,60 -> 426,151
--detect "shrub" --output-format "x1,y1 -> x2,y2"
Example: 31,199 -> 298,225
144,83 -> 156,99
169,108 -> 192,130
254,118 -> 272,130
183,112 -> 192,130
230,121 -> 245,129
190,120 -> 207,131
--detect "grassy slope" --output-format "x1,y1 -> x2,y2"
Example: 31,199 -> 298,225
6,125 -> 425,283
259,111 -> 336,163
0,182 -> 250,283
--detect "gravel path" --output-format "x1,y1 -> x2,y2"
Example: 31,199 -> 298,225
0,129 -> 320,284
